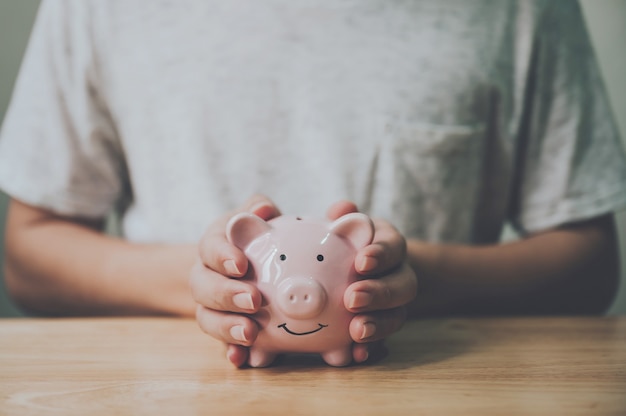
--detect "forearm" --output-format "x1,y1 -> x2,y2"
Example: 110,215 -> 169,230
4,201 -> 197,317
407,216 -> 620,316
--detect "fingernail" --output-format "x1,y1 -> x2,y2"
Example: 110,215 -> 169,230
360,322 -> 376,340
359,255 -> 378,272
249,202 -> 270,215
362,350 -> 369,362
230,325 -> 248,342
223,259 -> 241,276
349,291 -> 373,309
233,292 -> 254,310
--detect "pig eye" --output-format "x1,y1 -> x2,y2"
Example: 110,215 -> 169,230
279,254 -> 287,261
317,254 -> 324,262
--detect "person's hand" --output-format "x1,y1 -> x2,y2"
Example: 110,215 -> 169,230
191,196 -> 417,367
327,201 -> 418,363
189,194 -> 281,367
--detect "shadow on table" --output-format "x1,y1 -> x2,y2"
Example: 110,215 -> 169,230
261,319 -> 476,371
381,320 -> 477,370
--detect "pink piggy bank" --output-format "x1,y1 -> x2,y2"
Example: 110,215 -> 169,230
226,212 -> 374,367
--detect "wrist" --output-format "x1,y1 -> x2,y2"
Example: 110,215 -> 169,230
405,239 -> 478,317
406,240 -> 443,291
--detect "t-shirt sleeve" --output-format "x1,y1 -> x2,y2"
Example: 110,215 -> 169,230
0,0 -> 125,219
509,1 -> 626,234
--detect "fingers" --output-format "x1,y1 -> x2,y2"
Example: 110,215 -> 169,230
189,260 -> 261,313
352,342 -> 370,363
244,193 -> 282,221
226,344 -> 250,368
193,194 -> 282,368
344,263 -> 415,345
344,262 -> 417,313
352,340 -> 388,364
196,304 -> 259,347
349,306 -> 407,344
198,234 -> 249,278
356,218 -> 407,275
198,194 -> 281,277
326,206 -> 413,354
326,200 -> 359,220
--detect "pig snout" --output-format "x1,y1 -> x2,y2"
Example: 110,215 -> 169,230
275,277 -> 327,319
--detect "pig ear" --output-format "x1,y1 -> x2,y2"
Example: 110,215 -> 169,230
226,213 -> 272,250
329,213 -> 374,249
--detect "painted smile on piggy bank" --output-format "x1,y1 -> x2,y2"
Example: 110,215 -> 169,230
278,323 -> 328,336
226,213 -> 374,367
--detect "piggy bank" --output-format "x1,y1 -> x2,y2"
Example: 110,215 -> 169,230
226,212 -> 374,367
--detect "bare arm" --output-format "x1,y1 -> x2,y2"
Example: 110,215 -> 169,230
3,199 -> 197,316
406,215 -> 620,317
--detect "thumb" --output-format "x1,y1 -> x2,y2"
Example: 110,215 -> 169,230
244,194 -> 282,220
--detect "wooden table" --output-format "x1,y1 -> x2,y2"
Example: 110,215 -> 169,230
1,317 -> 625,415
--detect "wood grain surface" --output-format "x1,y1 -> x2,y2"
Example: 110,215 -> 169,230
1,317 -> 625,415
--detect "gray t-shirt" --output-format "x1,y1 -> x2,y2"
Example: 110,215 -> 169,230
1,0 -> 625,244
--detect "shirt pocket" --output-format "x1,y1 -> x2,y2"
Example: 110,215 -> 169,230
388,120 -> 484,151
380,121 -> 487,241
